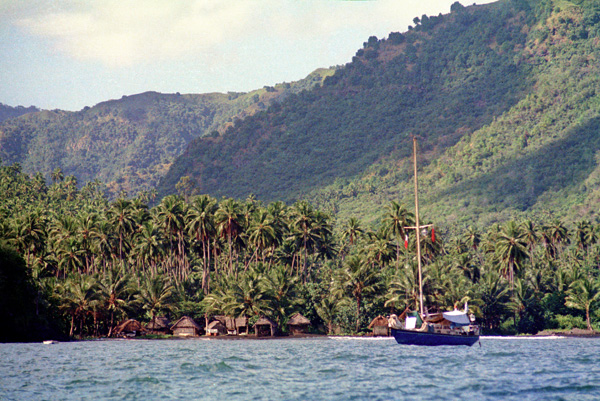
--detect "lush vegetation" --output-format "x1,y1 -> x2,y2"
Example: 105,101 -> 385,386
0,71 -> 333,199
0,103 -> 39,123
158,0 -> 533,202
2,163 -> 599,341
157,0 -> 600,232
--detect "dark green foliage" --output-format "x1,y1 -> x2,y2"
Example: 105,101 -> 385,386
0,244 -> 59,342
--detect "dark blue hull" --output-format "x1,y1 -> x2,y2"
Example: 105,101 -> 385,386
391,328 -> 479,347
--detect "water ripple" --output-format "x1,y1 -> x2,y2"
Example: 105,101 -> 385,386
2,337 -> 600,400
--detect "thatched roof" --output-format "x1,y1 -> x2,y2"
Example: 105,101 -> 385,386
171,316 -> 201,330
115,319 -> 145,334
146,316 -> 170,330
213,315 -> 227,325
288,313 -> 311,326
235,316 -> 249,327
368,316 -> 389,329
255,316 -> 277,327
207,320 -> 226,330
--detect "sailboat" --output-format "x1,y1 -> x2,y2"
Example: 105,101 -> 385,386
389,137 -> 480,347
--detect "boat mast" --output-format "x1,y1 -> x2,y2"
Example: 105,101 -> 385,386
412,137 -> 424,316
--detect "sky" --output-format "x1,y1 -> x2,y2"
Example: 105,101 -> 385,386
0,0 -> 496,111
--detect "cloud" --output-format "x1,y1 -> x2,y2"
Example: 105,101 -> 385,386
15,0 -> 258,67
11,0 -> 494,68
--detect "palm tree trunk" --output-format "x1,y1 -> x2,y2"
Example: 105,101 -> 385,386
586,306 -> 592,331
355,296 -> 361,333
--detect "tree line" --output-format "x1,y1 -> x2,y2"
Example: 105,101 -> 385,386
1,162 -> 599,341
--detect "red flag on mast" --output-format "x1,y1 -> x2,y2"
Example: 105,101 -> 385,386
431,227 -> 435,243
404,234 -> 409,249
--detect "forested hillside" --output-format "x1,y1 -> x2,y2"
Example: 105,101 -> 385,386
0,70 -> 332,197
0,103 -> 39,122
160,0 -> 600,230
159,0 -> 533,204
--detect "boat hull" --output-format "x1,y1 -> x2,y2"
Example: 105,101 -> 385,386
391,328 -> 479,347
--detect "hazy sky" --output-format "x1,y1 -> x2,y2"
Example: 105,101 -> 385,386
0,0 -> 496,111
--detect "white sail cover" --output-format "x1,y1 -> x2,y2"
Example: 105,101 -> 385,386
443,310 -> 471,325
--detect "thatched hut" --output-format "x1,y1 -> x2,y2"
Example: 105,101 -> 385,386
235,316 -> 249,335
146,316 -> 171,335
171,316 -> 203,337
254,316 -> 278,337
114,319 -> 145,337
207,320 -> 227,336
288,313 -> 311,335
225,317 -> 237,335
368,315 -> 390,337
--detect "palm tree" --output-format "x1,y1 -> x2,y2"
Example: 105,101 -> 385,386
365,236 -> 395,268
453,253 -> 480,283
107,198 -> 136,261
574,220 -> 595,251
476,269 -> 511,330
57,275 -> 100,338
495,221 -> 529,290
76,211 -> 100,273
99,267 -> 134,337
261,264 -> 299,328
340,217 -> 364,259
51,167 -> 64,184
155,195 -> 188,279
566,276 -> 600,331
543,220 -> 570,258
136,275 -> 174,329
289,201 -> 321,281
133,221 -> 164,275
315,295 -> 341,334
462,226 -> 481,250
247,209 -> 277,265
221,267 -> 272,318
215,198 -> 245,274
382,201 -> 414,268
187,195 -> 217,291
334,254 -> 381,332
521,220 -> 539,266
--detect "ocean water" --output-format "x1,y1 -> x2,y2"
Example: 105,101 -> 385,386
1,336 -> 599,400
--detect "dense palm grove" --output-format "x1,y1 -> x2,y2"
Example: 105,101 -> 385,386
1,162 -> 599,341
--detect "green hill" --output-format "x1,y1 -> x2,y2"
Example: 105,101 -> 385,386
158,1 -> 532,204
0,70 -> 333,197
156,0 -> 600,229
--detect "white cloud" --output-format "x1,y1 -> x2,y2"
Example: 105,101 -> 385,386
16,0 -> 258,67
11,0 -> 496,68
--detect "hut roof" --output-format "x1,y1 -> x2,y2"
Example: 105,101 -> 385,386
255,316 -> 277,327
115,319 -> 145,333
213,315 -> 227,325
288,313 -> 311,326
146,316 -> 170,330
171,316 -> 201,330
235,316 -> 248,326
368,316 -> 389,329
207,320 -> 226,330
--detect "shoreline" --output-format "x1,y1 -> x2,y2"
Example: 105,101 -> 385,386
36,330 -> 600,344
